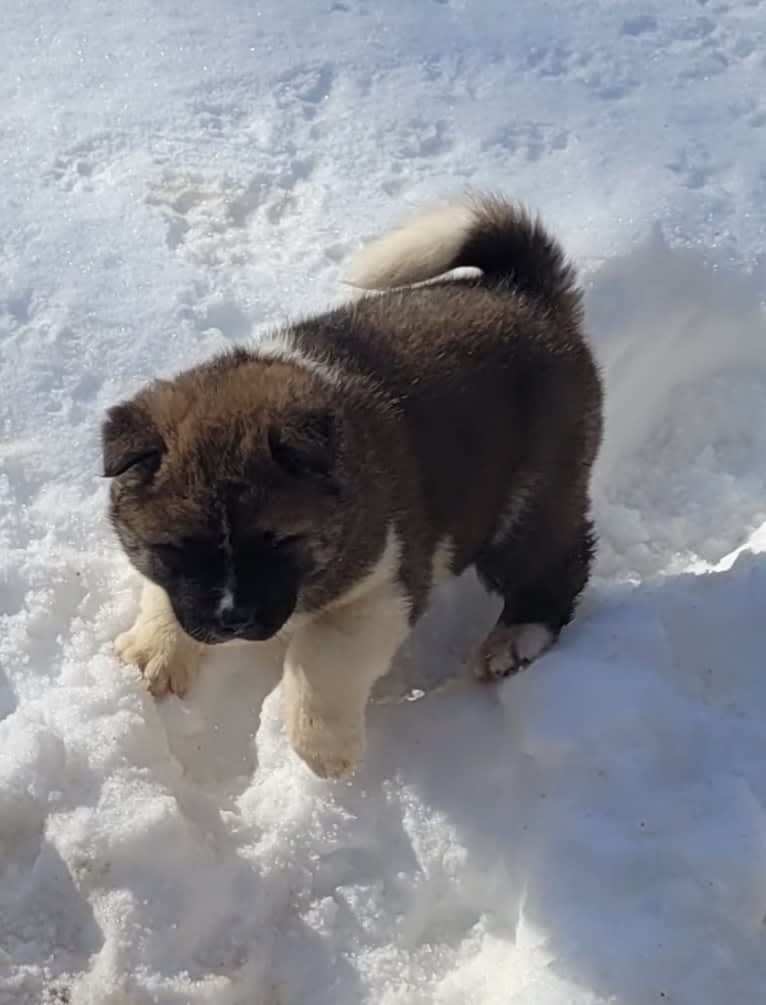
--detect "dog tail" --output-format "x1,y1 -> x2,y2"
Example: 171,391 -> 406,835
344,195 -> 579,313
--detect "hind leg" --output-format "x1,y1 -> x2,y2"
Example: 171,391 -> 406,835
473,511 -> 595,682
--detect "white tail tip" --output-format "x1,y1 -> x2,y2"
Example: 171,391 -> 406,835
343,203 -> 475,291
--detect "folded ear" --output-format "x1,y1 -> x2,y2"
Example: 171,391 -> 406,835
102,400 -> 165,480
268,410 -> 337,483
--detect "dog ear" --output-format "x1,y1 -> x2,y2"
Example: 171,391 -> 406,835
102,400 -> 165,480
268,410 -> 336,483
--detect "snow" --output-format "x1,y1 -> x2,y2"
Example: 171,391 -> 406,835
2,0 -> 766,1001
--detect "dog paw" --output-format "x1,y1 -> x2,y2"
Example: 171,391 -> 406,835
292,736 -> 360,780
284,706 -> 362,780
115,622 -> 201,698
472,622 -> 553,682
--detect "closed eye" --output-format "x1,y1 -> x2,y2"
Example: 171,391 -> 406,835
259,531 -> 304,549
152,537 -> 223,564
277,533 -> 304,547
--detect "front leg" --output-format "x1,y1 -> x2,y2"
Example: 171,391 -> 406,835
115,580 -> 203,697
283,594 -> 410,779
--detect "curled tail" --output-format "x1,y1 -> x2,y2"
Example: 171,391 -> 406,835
344,195 -> 579,314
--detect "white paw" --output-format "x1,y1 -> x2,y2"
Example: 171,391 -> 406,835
115,621 -> 201,698
472,622 -> 553,682
284,702 -> 362,780
292,733 -> 360,780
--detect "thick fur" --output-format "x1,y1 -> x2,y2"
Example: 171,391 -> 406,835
103,195 -> 603,778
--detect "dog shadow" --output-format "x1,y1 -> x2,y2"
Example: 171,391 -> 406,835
359,550 -> 766,1005
373,567 -> 500,703
0,838 -> 104,1003
0,664 -> 17,723
156,636 -> 284,799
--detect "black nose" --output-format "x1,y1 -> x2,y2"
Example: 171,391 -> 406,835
217,606 -> 252,633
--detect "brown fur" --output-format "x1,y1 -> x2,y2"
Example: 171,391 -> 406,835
105,353 -> 392,619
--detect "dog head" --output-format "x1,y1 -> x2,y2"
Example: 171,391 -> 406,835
102,352 -> 347,643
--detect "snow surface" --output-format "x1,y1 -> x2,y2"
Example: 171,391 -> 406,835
2,1 -> 766,1002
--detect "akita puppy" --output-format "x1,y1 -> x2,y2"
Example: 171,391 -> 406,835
103,196 -> 603,778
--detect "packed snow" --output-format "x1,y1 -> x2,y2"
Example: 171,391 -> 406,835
2,1 -> 766,1002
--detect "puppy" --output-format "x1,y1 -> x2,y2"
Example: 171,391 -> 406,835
103,195 -> 603,779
